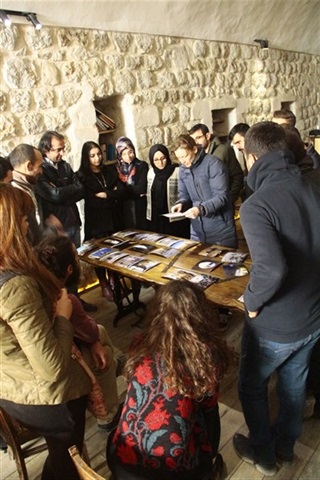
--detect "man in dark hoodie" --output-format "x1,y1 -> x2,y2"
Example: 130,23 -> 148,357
233,122 -> 320,476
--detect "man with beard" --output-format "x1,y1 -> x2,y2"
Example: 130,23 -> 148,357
9,144 -> 44,245
189,123 -> 244,206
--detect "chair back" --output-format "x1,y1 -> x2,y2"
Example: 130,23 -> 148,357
69,445 -> 106,480
0,406 -> 47,480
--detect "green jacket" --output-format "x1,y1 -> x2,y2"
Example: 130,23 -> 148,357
208,136 -> 244,203
0,274 -> 90,405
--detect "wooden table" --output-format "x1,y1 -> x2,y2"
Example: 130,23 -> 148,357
79,230 -> 249,324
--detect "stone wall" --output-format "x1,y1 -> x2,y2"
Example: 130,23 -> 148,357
1,24 -> 319,169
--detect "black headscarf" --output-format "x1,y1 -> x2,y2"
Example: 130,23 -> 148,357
148,144 -> 176,179
148,144 -> 177,214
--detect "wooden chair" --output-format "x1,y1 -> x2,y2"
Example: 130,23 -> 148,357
0,406 -> 48,480
69,445 -> 106,480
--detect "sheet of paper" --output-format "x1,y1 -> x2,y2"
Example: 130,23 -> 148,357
161,212 -> 186,219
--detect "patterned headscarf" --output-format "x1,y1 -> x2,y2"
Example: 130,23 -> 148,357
115,137 -> 137,183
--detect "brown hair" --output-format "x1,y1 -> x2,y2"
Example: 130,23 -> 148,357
173,134 -> 197,152
125,280 -> 236,399
0,184 -> 61,304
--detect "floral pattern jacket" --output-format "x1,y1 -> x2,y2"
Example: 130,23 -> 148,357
111,355 -> 219,476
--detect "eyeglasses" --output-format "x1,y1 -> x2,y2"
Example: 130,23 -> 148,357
50,147 -> 65,153
153,156 -> 167,163
193,134 -> 205,141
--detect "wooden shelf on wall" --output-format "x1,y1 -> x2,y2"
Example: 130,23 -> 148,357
98,129 -> 116,135
95,108 -> 116,133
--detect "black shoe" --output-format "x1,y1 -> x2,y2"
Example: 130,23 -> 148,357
276,450 -> 294,465
312,401 -> 320,418
80,299 -> 98,312
233,434 -> 277,476
98,403 -> 123,432
115,354 -> 127,377
218,308 -> 232,332
211,453 -> 224,480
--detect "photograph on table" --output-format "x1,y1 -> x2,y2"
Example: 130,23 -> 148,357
222,263 -> 249,279
114,254 -> 143,269
130,259 -> 160,273
192,259 -> 221,273
77,242 -> 97,256
198,246 -> 223,258
151,247 -> 180,258
128,244 -> 156,254
162,267 -> 220,289
220,251 -> 248,263
88,247 -> 113,260
99,250 -> 127,264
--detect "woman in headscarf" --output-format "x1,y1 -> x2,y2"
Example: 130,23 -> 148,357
115,137 -> 148,230
146,144 -> 189,237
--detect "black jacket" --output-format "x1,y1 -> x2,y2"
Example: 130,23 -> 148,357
35,159 -> 84,229
240,149 -> 320,342
78,164 -> 125,240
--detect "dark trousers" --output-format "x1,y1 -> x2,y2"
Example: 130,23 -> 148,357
308,338 -> 320,404
0,396 -> 87,480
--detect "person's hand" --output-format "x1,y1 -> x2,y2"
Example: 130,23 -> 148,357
45,214 -> 64,235
55,288 -> 72,320
95,192 -> 107,198
184,206 -> 200,219
248,310 -> 259,318
90,341 -> 110,369
71,344 -> 82,360
171,203 -> 182,213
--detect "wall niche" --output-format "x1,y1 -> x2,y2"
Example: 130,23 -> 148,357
94,95 -> 125,162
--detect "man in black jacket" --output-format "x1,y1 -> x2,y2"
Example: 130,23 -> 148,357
233,122 -> 320,476
36,131 -> 96,312
36,131 -> 84,247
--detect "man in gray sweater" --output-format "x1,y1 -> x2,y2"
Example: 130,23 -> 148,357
233,122 -> 320,476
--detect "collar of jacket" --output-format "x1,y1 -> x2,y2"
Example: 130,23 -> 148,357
190,147 -> 206,169
247,149 -> 300,192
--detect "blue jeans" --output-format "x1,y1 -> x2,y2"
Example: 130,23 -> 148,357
238,322 -> 320,465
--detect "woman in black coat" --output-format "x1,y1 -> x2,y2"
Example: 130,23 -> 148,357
78,141 -> 124,299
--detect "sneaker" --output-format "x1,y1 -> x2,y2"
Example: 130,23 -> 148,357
115,354 -> 127,377
233,434 -> 277,477
98,403 -> 123,432
80,299 -> 98,312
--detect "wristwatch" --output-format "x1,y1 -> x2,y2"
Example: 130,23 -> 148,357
198,204 -> 206,216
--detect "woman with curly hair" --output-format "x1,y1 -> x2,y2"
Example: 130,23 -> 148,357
107,280 -> 235,480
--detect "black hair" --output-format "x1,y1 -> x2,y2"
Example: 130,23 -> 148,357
38,131 -> 64,156
228,123 -> 250,141
0,156 -> 13,181
245,121 -> 287,159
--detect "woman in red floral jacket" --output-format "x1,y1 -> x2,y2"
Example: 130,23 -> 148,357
107,280 -> 235,480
